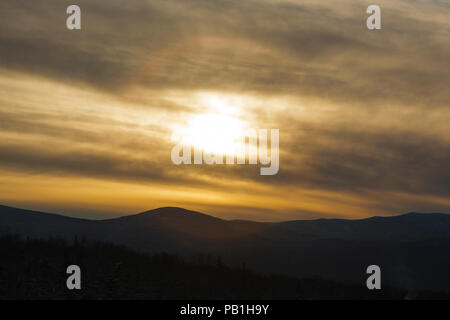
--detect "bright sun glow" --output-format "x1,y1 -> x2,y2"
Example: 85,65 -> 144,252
172,95 -> 247,154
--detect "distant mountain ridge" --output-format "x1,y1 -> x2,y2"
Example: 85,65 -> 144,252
1,204 -> 450,291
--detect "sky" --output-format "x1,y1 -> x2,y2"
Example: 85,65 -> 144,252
0,0 -> 449,221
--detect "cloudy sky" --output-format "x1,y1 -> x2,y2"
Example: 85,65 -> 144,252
0,0 -> 449,221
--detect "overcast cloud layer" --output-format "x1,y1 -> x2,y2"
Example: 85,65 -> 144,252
0,0 -> 449,220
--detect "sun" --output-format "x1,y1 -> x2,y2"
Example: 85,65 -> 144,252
181,113 -> 245,154
172,95 -> 247,155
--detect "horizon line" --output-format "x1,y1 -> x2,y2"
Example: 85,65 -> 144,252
0,203 -> 448,224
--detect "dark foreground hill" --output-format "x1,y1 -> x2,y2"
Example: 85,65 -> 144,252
2,235 -> 448,300
1,205 -> 450,293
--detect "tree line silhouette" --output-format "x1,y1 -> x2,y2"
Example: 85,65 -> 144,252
0,234 -> 448,300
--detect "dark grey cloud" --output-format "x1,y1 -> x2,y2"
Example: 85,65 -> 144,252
0,0 -> 448,106
276,128 -> 450,197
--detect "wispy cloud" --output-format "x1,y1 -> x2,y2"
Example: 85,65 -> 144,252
0,0 -> 448,219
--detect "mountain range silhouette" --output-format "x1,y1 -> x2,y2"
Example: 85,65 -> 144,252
1,205 -> 449,292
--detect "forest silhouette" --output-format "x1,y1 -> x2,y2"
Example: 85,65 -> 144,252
1,235 -> 449,300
